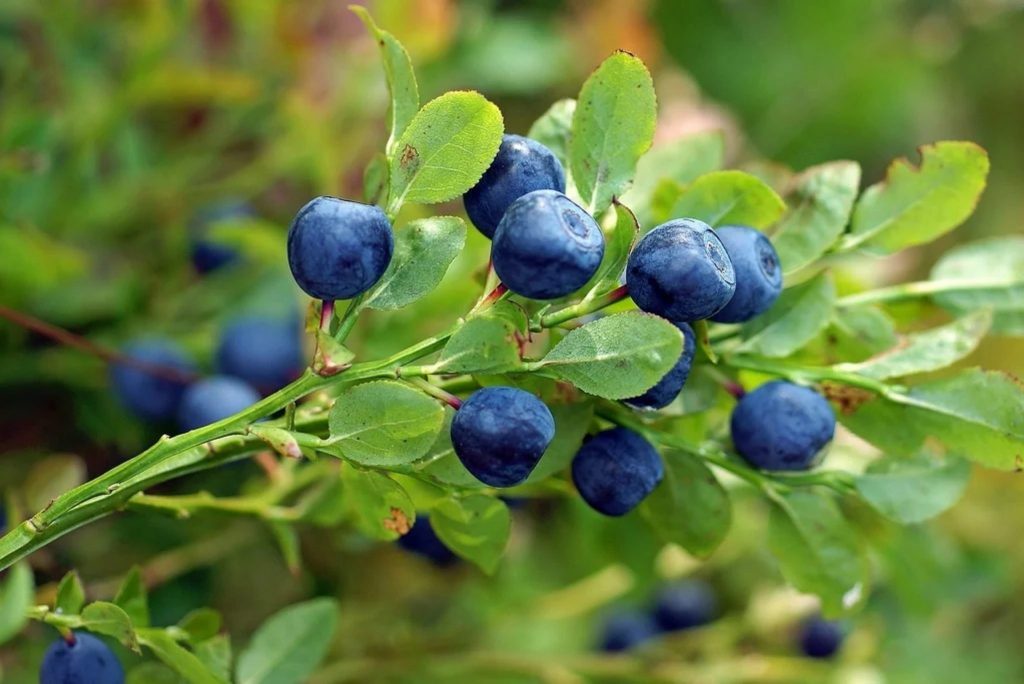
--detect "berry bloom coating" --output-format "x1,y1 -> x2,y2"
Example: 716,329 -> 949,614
624,322 -> 696,410
216,316 -> 304,394
653,581 -> 718,632
730,381 -> 836,471
626,218 -> 736,321
799,617 -> 844,659
110,340 -> 195,421
463,134 -> 566,238
287,196 -> 394,300
491,190 -> 605,300
190,200 -> 252,273
40,632 -> 124,684
177,376 -> 260,432
599,611 -> 658,652
710,225 -> 783,323
397,515 -> 457,566
450,387 -> 555,487
571,428 -> 664,517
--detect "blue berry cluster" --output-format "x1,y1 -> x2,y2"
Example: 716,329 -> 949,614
598,580 -> 718,653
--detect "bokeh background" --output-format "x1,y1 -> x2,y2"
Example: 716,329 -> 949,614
2,0 -> 1023,681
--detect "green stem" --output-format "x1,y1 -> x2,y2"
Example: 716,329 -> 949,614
836,277 -> 1013,308
724,354 -> 899,398
534,285 -> 629,331
334,294 -> 366,341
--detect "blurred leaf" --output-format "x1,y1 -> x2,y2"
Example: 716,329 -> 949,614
827,306 -> 898,361
82,602 -> 139,651
583,201 -> 637,296
737,272 -> 835,357
0,563 -> 33,646
114,566 -> 149,628
23,454 -> 86,513
930,236 -> 1024,335
342,467 -> 416,540
431,495 -> 510,574
127,663 -> 184,684
570,52 -> 656,214
236,598 -> 338,684
138,628 -> 225,684
668,170 -> 786,229
267,522 -> 301,576
55,570 -> 86,616
855,452 -> 970,523
527,99 -> 576,166
525,401 -> 595,483
433,300 -> 526,374
177,609 -> 222,644
196,635 -> 232,682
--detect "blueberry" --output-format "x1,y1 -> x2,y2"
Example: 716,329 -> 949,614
710,225 -> 783,323
653,581 -> 717,632
110,340 -> 195,421
491,190 -> 605,300
730,381 -> 836,471
176,376 -> 260,432
624,322 -> 696,410
397,515 -> 457,566
599,610 -> 658,652
626,219 -> 736,322
287,196 -> 393,301
450,387 -> 555,487
463,134 -> 566,238
571,428 -> 664,517
216,316 -> 305,394
40,632 -> 124,684
190,200 -> 253,273
799,616 -> 844,659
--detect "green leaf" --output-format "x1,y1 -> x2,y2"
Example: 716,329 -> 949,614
827,306 -> 898,361
55,570 -> 86,616
855,452 -> 970,524
737,272 -> 836,357
929,236 -> 1024,335
767,491 -> 869,616
583,201 -> 637,296
81,601 -> 139,651
527,98 -> 576,166
127,663 -> 185,684
196,635 -> 232,682
667,171 -> 786,229
114,566 -> 149,627
363,216 -> 467,310
387,91 -> 504,213
341,467 -> 416,540
328,380 -> 445,466
430,495 -> 511,574
834,310 -> 991,379
843,141 -> 989,253
362,152 -> 388,205
639,451 -> 731,558
525,400 -> 595,484
0,563 -> 33,645
771,161 -> 860,274
236,598 -> 338,684
351,6 -> 419,156
570,51 -> 656,214
538,312 -> 684,400
267,522 -> 301,576
138,629 -> 226,684
177,609 -> 222,643
432,300 -> 526,374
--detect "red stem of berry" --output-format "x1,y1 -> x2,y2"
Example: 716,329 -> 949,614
320,300 -> 335,331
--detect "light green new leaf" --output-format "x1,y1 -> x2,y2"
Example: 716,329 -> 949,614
584,201 -> 638,296
772,161 -> 860,273
387,91 -> 503,213
328,381 -> 445,466
114,566 -> 149,628
538,312 -> 684,400
139,629 -> 226,684
236,598 -> 338,684
639,451 -> 731,558
81,602 -> 139,651
55,570 -> 86,616
527,98 -> 576,166
844,141 -> 989,253
737,272 -> 835,357
363,216 -> 467,310
835,310 -> 991,379
0,562 -> 33,645
196,635 -> 232,682
432,300 -> 526,374
930,236 -> 1024,335
178,609 -> 222,644
768,491 -> 869,616
667,171 -> 786,229
855,452 -> 970,524
342,467 -> 416,540
570,51 -> 656,214
431,495 -> 511,574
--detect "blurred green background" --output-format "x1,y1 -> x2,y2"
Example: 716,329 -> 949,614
2,0 -> 1023,681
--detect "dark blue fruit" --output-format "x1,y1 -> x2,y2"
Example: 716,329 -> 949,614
40,632 -> 124,684
599,610 -> 658,652
626,219 -> 736,322
190,200 -> 253,273
624,322 -> 696,410
654,581 -> 717,632
571,428 -> 664,517
177,376 -> 260,432
216,316 -> 305,394
450,386 -> 555,487
710,225 -> 783,323
463,134 -> 566,238
491,190 -> 605,300
730,381 -> 836,471
110,340 -> 195,421
287,196 -> 393,301
397,516 -> 457,566
799,616 -> 844,658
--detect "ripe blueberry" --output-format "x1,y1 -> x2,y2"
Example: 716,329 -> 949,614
730,381 -> 836,471
710,225 -> 783,323
190,200 -> 252,273
799,616 -> 844,658
287,196 -> 393,301
450,386 -> 555,487
216,316 -> 305,394
177,376 -> 260,432
110,340 -> 195,421
626,219 -> 736,321
571,428 -> 664,517
40,632 -> 124,684
624,322 -> 696,410
653,581 -> 718,632
491,190 -> 604,300
397,515 -> 457,566
599,610 -> 658,652
463,134 -> 566,238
